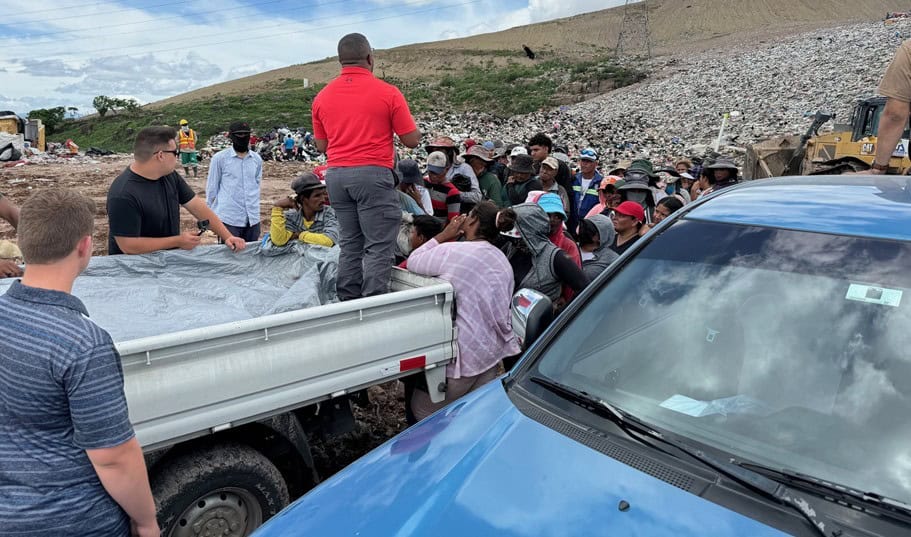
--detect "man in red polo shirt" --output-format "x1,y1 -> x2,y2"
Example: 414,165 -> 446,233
312,33 -> 421,300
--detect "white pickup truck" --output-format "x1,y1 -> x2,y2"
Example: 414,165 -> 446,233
3,248 -> 457,537
130,268 -> 456,536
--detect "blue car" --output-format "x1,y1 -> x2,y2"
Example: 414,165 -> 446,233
254,177 -> 911,537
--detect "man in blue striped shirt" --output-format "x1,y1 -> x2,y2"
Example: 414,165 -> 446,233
0,189 -> 158,537
206,121 -> 264,242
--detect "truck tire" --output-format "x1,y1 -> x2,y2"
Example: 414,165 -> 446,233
152,443 -> 290,537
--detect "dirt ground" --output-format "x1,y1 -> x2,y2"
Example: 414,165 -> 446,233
0,156 -> 313,255
308,383 -> 409,480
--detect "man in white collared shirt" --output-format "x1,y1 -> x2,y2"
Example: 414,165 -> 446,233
206,121 -> 264,242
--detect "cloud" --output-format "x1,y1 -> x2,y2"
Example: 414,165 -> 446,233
55,52 -> 222,98
17,59 -> 83,77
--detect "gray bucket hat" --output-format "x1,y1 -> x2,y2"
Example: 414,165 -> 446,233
291,172 -> 325,195
508,154 -> 535,174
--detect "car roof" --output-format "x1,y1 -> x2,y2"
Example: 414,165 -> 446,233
685,175 -> 911,242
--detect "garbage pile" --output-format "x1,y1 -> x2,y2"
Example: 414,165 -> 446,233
198,132 -> 232,160
3,140 -> 125,167
414,18 -> 909,166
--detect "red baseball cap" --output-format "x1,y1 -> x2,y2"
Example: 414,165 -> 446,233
613,201 -> 645,223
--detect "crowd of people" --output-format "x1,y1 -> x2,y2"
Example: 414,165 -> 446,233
7,28 -> 911,536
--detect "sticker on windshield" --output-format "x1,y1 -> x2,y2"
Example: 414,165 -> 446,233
845,284 -> 903,307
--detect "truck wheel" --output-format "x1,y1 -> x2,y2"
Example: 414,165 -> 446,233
152,443 -> 290,537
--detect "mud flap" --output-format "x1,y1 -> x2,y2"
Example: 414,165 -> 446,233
424,364 -> 448,403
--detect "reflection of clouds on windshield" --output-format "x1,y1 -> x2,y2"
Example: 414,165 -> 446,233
831,343 -> 899,421
581,225 -> 911,504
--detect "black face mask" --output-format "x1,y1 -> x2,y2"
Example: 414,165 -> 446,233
231,134 -> 250,152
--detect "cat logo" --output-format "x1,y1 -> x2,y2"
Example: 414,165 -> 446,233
861,143 -> 874,155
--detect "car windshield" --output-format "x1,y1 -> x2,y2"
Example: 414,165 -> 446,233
527,218 -> 911,505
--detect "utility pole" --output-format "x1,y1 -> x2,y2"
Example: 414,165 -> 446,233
615,0 -> 652,60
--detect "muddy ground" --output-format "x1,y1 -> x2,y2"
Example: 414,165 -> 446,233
0,156 -> 408,486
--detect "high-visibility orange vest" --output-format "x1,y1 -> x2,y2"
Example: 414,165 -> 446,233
178,129 -> 196,151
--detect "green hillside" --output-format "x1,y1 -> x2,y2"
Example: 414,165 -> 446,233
52,56 -> 643,152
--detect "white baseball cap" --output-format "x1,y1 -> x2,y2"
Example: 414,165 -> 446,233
510,146 -> 528,157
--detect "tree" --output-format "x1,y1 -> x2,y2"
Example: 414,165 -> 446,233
93,95 -> 113,117
117,98 -> 141,113
94,95 -> 141,117
27,106 -> 66,135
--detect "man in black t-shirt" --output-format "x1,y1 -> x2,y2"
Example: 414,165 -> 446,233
107,126 -> 245,255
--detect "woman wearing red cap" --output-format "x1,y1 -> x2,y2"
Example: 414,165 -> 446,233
608,201 -> 644,256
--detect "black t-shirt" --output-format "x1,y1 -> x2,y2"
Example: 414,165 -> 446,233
106,167 -> 195,255
610,234 -> 640,257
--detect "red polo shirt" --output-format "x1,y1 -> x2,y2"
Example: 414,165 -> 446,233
311,66 -> 417,169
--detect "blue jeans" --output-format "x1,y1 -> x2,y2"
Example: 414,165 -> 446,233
221,223 -> 261,243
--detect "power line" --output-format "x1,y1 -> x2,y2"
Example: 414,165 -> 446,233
2,0 -> 342,48
41,0 -> 483,60
12,0 -> 195,26
3,0 -> 293,40
13,0 -> 151,16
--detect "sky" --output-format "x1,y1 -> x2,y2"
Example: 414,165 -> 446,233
0,0 -> 627,116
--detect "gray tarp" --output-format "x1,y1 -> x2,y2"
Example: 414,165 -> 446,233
0,243 -> 339,343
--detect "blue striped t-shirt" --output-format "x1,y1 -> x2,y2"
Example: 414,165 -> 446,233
0,281 -> 134,536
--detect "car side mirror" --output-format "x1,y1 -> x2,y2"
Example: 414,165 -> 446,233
511,288 -> 553,350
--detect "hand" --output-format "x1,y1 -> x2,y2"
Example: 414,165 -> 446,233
274,196 -> 297,209
176,231 -> 202,250
0,259 -> 22,278
225,236 -> 246,252
436,214 -> 467,243
402,184 -> 422,203
131,520 -> 160,537
506,175 -> 516,184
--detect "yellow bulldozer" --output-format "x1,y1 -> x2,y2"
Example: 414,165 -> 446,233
745,97 -> 911,179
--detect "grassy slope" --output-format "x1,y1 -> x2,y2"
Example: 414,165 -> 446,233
53,58 -> 643,151
54,80 -> 323,151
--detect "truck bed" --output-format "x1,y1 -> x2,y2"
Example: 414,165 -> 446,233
120,269 -> 456,451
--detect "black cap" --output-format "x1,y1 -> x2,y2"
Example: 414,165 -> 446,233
396,159 -> 423,184
291,172 -> 325,195
228,121 -> 251,135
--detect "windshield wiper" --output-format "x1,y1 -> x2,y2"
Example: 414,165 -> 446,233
737,461 -> 911,524
528,376 -> 829,536
529,376 -> 658,439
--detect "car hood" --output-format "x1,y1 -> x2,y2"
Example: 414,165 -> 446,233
255,381 -> 788,537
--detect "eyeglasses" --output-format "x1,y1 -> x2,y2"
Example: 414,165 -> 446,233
158,149 -> 179,157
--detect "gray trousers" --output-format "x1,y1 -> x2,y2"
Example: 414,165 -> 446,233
325,166 -> 400,300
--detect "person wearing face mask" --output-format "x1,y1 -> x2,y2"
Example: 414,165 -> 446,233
177,119 -> 198,178
205,121 -> 264,243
